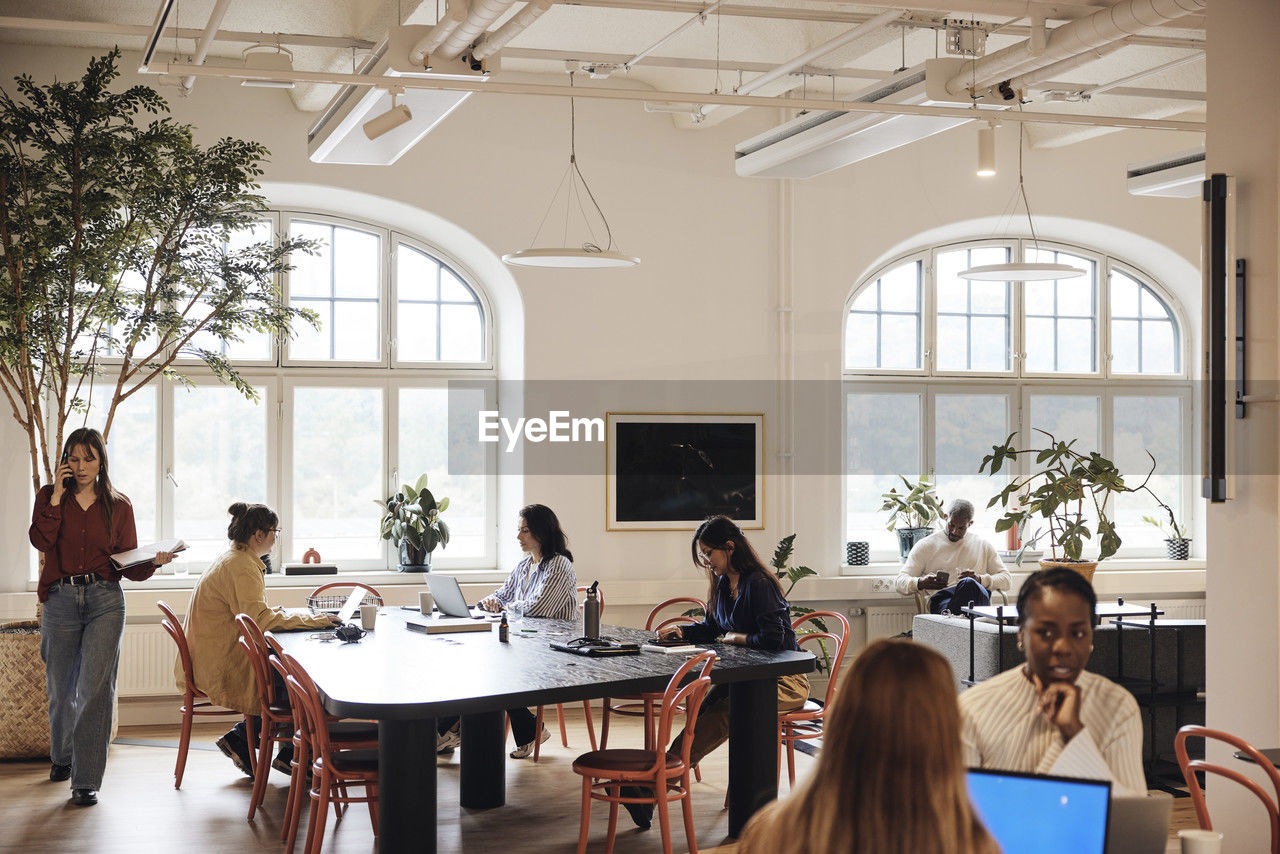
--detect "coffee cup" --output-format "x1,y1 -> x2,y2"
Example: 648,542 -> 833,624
360,604 -> 378,631
1178,829 -> 1223,854
419,590 -> 434,614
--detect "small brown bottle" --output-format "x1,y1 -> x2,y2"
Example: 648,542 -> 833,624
498,611 -> 509,643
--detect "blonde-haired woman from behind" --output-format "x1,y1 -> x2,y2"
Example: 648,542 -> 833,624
737,638 -> 998,854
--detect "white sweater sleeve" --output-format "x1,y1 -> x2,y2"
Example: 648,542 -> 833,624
895,538 -> 931,596
977,541 -> 1011,592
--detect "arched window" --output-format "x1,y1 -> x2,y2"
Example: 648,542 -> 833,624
843,239 -> 1190,562
82,210 -> 498,573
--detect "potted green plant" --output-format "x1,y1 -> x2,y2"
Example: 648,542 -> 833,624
981,430 -> 1157,581
1142,501 -> 1191,561
880,476 -> 945,560
376,473 -> 450,572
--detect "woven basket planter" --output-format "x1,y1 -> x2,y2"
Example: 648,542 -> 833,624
0,620 -> 50,760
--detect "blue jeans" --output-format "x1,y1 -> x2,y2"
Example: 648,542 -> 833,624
40,579 -> 125,790
928,577 -> 991,615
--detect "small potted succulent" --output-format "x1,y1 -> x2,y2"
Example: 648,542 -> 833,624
881,476 -> 945,561
1142,502 -> 1191,561
376,473 -> 450,572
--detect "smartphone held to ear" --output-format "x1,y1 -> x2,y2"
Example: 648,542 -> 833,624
60,454 -> 75,492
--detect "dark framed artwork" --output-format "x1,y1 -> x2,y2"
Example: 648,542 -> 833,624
606,413 -> 764,531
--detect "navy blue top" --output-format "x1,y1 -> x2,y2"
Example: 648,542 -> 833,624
680,572 -> 799,652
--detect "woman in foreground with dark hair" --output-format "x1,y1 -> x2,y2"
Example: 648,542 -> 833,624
737,639 -> 999,854
621,515 -> 809,828
960,567 -> 1145,794
434,504 -> 577,759
182,502 -> 338,777
30,427 -> 174,807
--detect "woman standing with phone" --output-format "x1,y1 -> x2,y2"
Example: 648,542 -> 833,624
28,427 -> 174,806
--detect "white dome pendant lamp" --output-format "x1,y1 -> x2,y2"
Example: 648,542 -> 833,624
503,72 -> 639,269
959,123 -> 1083,283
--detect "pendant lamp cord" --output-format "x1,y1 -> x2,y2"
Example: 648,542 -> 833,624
1016,119 -> 1041,253
568,73 -> 616,252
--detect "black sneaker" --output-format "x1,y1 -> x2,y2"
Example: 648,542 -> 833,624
272,743 -> 295,775
49,763 -> 71,782
619,786 -> 653,829
71,788 -> 98,807
216,733 -> 254,778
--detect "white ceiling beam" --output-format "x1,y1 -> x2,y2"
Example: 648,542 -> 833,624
0,16 -> 375,50
500,46 -> 890,79
153,60 -> 1207,133
179,0 -> 233,91
794,0 -> 1203,29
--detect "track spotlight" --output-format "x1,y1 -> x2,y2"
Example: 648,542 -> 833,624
363,88 -> 413,140
977,122 -> 996,177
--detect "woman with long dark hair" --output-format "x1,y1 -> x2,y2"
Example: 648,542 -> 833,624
29,427 -> 174,806
621,515 -> 809,828
738,639 -> 999,854
435,504 -> 577,759
182,502 -> 339,777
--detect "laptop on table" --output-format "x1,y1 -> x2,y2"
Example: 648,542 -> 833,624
428,575 -> 500,620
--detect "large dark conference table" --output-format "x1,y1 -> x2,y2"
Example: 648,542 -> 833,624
273,609 -> 814,853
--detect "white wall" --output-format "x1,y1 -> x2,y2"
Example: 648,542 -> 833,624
0,43 -> 1201,610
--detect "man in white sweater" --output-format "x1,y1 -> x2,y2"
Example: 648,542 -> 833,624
894,499 -> 1011,613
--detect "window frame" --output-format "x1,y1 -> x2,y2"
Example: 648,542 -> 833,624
843,254 -> 928,376
842,238 -> 1194,567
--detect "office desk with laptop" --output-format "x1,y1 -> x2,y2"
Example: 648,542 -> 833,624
273,605 -> 813,854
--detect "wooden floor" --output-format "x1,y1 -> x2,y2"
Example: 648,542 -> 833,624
0,711 -> 791,854
0,712 -> 1198,854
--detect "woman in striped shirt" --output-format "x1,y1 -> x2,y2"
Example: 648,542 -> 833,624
436,504 -> 577,758
960,568 -> 1145,794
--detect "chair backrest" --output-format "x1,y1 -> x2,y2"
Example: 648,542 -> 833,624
308,582 -> 383,611
655,651 -> 716,770
279,652 -> 335,759
791,610 -> 851,709
645,597 -> 705,632
1175,725 -> 1280,854
234,613 -> 280,710
158,600 -> 199,693
576,585 -> 605,616
263,631 -> 285,659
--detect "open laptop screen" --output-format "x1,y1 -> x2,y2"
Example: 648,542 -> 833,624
966,769 -> 1110,854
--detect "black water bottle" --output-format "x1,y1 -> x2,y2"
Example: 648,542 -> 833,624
583,581 -> 600,640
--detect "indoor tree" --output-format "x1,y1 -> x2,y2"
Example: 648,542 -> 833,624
0,49 -> 315,495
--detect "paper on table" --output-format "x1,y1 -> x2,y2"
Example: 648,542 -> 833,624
641,643 -> 701,655
110,538 -> 187,571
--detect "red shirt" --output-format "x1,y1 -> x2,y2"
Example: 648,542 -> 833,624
29,485 -> 156,602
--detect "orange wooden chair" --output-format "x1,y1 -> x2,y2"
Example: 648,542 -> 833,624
235,613 -> 300,821
1175,725 -> 1280,854
599,597 -> 705,752
530,586 -> 607,761
157,600 -> 245,788
279,651 -> 380,854
778,610 -> 851,786
573,651 -> 715,854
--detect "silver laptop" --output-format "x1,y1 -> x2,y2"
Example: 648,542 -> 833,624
428,575 -> 491,619
1105,792 -> 1172,854
335,587 -> 366,625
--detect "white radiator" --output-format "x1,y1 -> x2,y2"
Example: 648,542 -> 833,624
865,605 -> 915,640
117,625 -> 177,697
1159,600 -> 1206,620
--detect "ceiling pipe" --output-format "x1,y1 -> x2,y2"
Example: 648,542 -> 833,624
1003,41 -> 1127,92
1078,51 -> 1203,97
472,0 -> 553,62
179,0 -> 234,92
623,0 -> 726,71
139,0 -> 177,72
696,6 -> 902,119
0,16 -> 373,49
409,0 -> 469,67
157,60 -> 1207,134
437,0 -> 519,61
944,0 -> 1205,97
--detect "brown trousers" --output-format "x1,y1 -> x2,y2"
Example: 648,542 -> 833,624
669,672 -> 810,768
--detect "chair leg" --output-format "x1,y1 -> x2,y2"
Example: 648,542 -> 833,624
605,785 -> 620,854
304,787 -> 323,854
556,703 -> 570,747
248,721 -> 274,820
309,778 -> 332,854
582,701 -> 597,750
367,783 -> 379,834
283,750 -> 306,848
786,739 -> 797,787
534,706 -> 545,763
577,775 -> 594,854
655,784 -> 674,854
600,700 -> 612,750
680,778 -> 699,854
174,700 -> 194,789
245,715 -> 258,776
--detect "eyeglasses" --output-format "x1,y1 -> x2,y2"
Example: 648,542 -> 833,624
695,547 -> 717,567
270,528 -> 283,534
